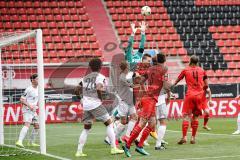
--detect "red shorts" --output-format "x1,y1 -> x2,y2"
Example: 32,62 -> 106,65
182,93 -> 205,116
138,97 -> 157,119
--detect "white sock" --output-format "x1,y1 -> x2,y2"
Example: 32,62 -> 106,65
30,128 -> 39,143
115,123 -> 126,139
18,126 -> 29,143
77,129 -> 90,153
106,123 -> 116,148
156,125 -> 167,147
125,120 -> 136,137
237,113 -> 240,131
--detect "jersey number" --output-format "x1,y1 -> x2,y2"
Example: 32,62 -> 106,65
85,77 -> 96,90
149,73 -> 155,85
192,71 -> 198,83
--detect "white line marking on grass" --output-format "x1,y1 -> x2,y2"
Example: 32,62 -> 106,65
170,155 -> 240,160
2,144 -> 71,160
167,130 -> 237,137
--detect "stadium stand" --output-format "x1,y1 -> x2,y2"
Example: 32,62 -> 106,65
0,0 -> 101,63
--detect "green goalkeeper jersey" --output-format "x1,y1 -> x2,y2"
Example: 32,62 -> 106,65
124,33 -> 146,70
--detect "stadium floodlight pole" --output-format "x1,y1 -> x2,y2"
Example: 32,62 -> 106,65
36,29 -> 46,154
0,48 -> 4,145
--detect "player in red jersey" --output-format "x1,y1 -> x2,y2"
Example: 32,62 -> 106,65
122,53 -> 171,157
173,55 -> 210,144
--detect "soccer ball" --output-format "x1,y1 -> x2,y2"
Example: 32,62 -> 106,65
141,6 -> 151,16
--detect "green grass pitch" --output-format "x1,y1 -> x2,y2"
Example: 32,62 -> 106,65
1,118 -> 240,160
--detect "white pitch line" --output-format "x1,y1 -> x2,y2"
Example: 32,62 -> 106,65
170,154 -> 240,160
167,130 -> 237,137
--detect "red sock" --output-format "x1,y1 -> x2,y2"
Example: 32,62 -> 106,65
126,125 -> 142,148
182,120 -> 189,138
138,126 -> 152,148
191,120 -> 199,137
203,115 -> 209,126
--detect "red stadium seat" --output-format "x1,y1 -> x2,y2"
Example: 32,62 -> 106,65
60,29 -> 68,35
234,26 -> 240,33
86,28 -> 94,35
89,36 -> 97,42
62,36 -> 71,43
232,69 -> 240,77
224,54 -> 232,61
81,15 -> 89,21
44,36 -> 52,43
182,56 -> 190,63
219,77 -> 228,84
228,47 -> 237,54
233,54 -> 240,61
80,36 -> 87,42
50,29 -> 58,36
65,22 -> 74,28
215,70 -> 223,77
77,28 -> 85,35
159,27 -> 167,34
91,42 -> 99,50
54,36 -> 62,43
228,62 -> 237,69
64,43 -> 73,50
217,26 -> 225,33
49,51 -> 58,58
178,48 -> 187,55
69,28 -> 76,35
227,77 -> 236,84
223,70 -> 232,77
229,33 -> 237,40
209,26 -> 216,33
212,33 -> 220,40
206,70 -> 214,77
209,77 -> 218,84
233,40 -> 240,47
151,27 -> 158,34
43,29 -> 50,36
71,36 -> 79,42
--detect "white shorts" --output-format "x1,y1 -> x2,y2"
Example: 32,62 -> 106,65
82,105 -> 111,125
117,101 -> 136,117
156,103 -> 168,120
23,112 -> 39,124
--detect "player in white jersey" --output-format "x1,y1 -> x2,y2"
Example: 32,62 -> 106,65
114,61 -> 138,143
75,58 -> 124,157
16,74 -> 40,148
155,89 -> 171,150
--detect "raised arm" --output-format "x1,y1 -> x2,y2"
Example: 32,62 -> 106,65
174,70 -> 185,86
136,21 -> 147,58
125,23 -> 138,63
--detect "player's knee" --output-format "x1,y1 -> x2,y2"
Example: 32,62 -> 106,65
192,115 -> 198,121
104,119 -> 112,126
120,117 -> 127,125
24,123 -> 30,128
148,121 -> 156,128
34,124 -> 39,129
204,109 -> 210,116
139,118 -> 147,128
159,119 -> 167,125
130,114 -> 138,121
84,124 -> 92,130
